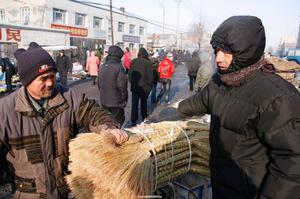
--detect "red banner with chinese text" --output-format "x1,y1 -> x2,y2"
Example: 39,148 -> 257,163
51,24 -> 88,37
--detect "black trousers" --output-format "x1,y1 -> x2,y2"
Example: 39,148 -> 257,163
5,67 -> 13,91
131,91 -> 149,123
59,71 -> 68,87
188,75 -> 196,91
102,105 -> 125,125
91,76 -> 97,85
157,78 -> 171,104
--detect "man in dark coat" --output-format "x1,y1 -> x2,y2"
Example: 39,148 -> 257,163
177,16 -> 300,199
0,57 -> 15,92
98,46 -> 128,125
56,50 -> 70,86
186,51 -> 201,91
128,47 -> 153,126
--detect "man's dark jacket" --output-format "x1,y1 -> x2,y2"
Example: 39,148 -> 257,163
56,55 -> 70,74
129,48 -> 153,93
186,52 -> 201,76
178,16 -> 300,199
98,46 -> 128,108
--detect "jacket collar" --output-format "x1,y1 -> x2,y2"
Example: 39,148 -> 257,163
15,86 -> 66,115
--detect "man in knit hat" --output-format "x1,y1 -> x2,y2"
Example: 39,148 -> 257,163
0,42 -> 128,198
174,16 -> 300,198
56,50 -> 70,87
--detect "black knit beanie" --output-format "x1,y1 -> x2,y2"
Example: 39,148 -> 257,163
14,42 -> 56,86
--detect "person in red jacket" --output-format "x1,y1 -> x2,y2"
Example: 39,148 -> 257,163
123,47 -> 131,73
157,52 -> 175,104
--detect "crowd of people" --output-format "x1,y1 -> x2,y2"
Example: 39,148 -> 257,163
1,15 -> 300,199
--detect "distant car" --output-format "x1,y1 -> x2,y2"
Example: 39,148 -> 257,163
286,48 -> 300,64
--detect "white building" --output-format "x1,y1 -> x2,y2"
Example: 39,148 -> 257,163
0,23 -> 69,59
0,0 -> 148,53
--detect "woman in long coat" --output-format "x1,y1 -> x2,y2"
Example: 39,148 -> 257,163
86,51 -> 100,85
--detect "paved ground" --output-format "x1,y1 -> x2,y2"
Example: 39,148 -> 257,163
69,63 -> 193,128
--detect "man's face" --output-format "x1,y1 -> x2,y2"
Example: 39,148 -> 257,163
215,49 -> 233,71
26,71 -> 56,100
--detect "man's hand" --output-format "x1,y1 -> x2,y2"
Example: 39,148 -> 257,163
107,129 -> 128,144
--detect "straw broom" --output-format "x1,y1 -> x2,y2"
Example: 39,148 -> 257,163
66,119 -> 210,199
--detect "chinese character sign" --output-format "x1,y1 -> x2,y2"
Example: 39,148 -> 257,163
122,35 -> 140,43
6,28 -> 21,42
0,27 -> 22,42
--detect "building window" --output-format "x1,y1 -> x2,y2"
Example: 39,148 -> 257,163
139,26 -> 144,35
118,22 -> 125,32
93,16 -> 103,30
75,13 -> 86,27
0,9 -> 5,22
53,8 -> 66,24
129,24 -> 135,34
20,7 -> 30,25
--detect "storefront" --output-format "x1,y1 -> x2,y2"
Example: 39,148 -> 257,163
0,27 -> 20,60
0,23 -> 69,61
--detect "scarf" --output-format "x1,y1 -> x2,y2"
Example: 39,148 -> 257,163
219,57 -> 275,86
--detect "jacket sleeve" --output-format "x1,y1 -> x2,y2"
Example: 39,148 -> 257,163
97,57 -> 100,67
170,62 -> 175,75
157,61 -> 162,74
85,58 -> 89,71
128,61 -> 133,82
66,56 -> 70,71
178,85 -> 209,117
147,61 -> 154,86
257,93 -> 300,198
76,94 -> 121,132
117,66 -> 128,106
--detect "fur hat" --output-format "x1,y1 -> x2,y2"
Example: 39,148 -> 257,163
14,42 -> 56,86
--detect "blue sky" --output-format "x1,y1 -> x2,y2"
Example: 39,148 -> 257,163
97,0 -> 300,49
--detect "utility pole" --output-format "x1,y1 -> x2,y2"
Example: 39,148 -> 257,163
175,0 -> 182,49
109,0 -> 114,45
162,0 -> 165,34
159,0 -> 165,35
159,0 -> 165,48
297,16 -> 300,48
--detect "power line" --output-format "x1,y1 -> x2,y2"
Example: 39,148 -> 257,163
73,0 -> 186,33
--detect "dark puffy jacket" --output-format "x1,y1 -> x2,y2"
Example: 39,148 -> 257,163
178,16 -> 300,199
98,46 -> 128,108
186,52 -> 201,76
56,55 -> 70,73
149,56 -> 159,84
129,48 -> 153,93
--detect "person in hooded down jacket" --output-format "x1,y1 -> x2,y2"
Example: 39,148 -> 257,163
98,46 -> 128,125
128,47 -> 153,126
176,16 -> 300,199
186,51 -> 201,91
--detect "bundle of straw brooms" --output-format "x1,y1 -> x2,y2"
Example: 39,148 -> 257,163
66,119 -> 210,199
